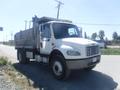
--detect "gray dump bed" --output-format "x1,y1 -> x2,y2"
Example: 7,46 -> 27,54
14,28 -> 39,49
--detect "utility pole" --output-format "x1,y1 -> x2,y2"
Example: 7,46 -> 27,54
79,27 -> 83,38
0,27 -> 3,43
55,0 -> 64,19
25,20 -> 32,29
25,20 -> 27,30
6,34 -> 7,42
29,21 -> 32,29
11,32 -> 13,40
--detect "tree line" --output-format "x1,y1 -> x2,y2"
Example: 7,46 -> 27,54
84,30 -> 105,41
84,30 -> 120,45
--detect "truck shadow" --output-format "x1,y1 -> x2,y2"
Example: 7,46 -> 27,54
13,61 -> 118,90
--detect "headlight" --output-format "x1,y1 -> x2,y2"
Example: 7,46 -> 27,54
66,50 -> 81,56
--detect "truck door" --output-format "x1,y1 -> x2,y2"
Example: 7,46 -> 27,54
40,23 -> 52,55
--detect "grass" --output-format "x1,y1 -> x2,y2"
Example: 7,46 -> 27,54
0,57 -> 8,65
101,48 -> 120,55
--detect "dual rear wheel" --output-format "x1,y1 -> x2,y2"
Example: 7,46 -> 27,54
17,50 -> 30,64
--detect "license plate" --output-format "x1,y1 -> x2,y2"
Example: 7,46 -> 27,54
92,57 -> 97,62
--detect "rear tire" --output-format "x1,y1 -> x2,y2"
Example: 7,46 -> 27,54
50,55 -> 71,80
17,50 -> 30,64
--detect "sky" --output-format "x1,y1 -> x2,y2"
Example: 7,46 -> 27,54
0,0 -> 120,41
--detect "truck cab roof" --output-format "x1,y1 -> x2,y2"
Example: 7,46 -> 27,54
45,20 -> 73,25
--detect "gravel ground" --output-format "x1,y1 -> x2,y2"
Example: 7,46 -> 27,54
0,45 -> 20,90
0,44 -> 17,90
0,66 -> 21,90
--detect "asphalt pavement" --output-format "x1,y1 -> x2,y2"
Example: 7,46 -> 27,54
0,44 -> 119,90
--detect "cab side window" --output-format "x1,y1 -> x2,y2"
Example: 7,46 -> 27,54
41,24 -> 51,38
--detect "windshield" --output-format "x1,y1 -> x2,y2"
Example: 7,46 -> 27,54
53,23 -> 80,39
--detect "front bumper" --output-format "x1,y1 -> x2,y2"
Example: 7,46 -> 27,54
66,55 -> 101,70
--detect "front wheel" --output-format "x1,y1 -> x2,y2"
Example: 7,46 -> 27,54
50,55 -> 71,80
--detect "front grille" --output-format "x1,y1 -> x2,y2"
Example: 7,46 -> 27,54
86,46 -> 99,56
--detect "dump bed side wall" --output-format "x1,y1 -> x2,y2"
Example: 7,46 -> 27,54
14,28 -> 38,49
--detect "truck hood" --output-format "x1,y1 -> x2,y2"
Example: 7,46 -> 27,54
55,38 -> 99,59
56,38 -> 97,46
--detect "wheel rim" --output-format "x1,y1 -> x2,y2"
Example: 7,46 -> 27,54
53,61 -> 63,76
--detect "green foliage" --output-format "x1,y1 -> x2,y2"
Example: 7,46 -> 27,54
91,32 -> 97,40
101,48 -> 120,55
112,32 -> 118,41
112,32 -> 120,45
0,57 -> 8,65
99,30 -> 105,40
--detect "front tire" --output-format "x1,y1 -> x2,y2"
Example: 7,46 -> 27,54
50,55 -> 70,80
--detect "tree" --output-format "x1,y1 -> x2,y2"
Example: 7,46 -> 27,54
117,36 -> 120,40
112,32 -> 118,41
91,33 -> 97,40
99,30 -> 105,41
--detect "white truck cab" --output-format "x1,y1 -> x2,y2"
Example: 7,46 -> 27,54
15,16 -> 101,80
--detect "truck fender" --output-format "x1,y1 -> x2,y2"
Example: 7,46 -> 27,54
49,49 -> 65,64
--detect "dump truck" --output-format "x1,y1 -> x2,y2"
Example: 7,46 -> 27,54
14,16 -> 101,80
